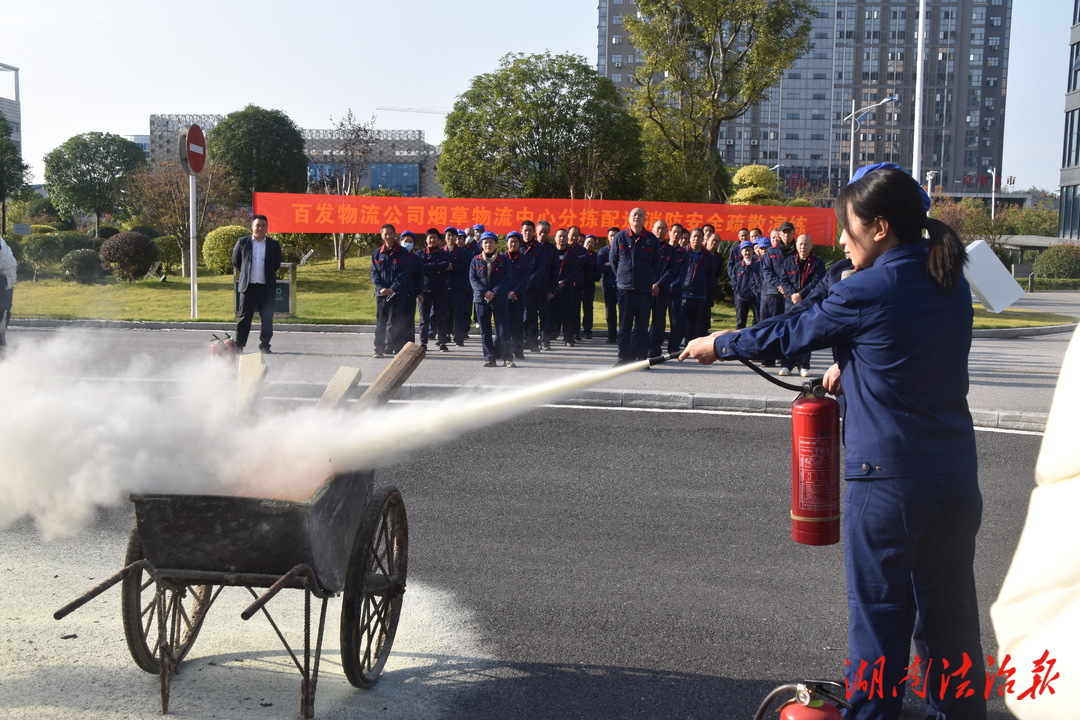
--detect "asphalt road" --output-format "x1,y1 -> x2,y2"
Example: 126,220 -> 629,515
1,403 -> 1038,719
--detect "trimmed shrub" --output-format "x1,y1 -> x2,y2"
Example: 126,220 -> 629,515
203,225 -> 248,274
1032,243 -> 1080,279
128,224 -> 160,238
95,225 -> 121,240
22,234 -> 65,278
100,232 -> 158,282
153,236 -> 182,272
30,224 -> 58,234
57,230 -> 97,256
62,248 -> 104,284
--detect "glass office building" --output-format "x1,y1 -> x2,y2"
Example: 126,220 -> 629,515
598,0 -> 1012,196
1059,0 -> 1080,238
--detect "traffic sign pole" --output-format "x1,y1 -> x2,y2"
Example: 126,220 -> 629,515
180,124 -> 206,319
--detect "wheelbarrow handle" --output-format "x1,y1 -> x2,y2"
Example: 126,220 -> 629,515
241,564 -> 316,621
54,560 -> 153,620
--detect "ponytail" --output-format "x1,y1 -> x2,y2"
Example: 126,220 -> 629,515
924,217 -> 967,295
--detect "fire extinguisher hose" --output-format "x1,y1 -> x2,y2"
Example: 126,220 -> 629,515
738,359 -> 826,398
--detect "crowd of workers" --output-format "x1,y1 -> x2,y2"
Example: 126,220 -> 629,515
368,208 -> 827,373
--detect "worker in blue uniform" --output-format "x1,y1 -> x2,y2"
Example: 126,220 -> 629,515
679,227 -> 715,343
579,234 -> 600,340
445,228 -> 473,346
680,164 -> 986,720
369,224 -> 414,358
418,228 -> 451,352
729,239 -> 761,330
503,231 -> 532,360
778,233 -> 827,376
609,208 -> 661,364
598,227 -> 620,343
550,228 -> 584,346
469,231 -> 514,367
521,220 -> 556,352
649,219 -> 683,357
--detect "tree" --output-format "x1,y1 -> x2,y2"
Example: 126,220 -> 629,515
43,132 -> 146,237
125,160 -> 242,277
625,0 -> 815,201
439,52 -> 644,200
308,109 -> 376,270
729,164 -> 785,205
206,104 -> 308,198
0,115 -> 29,235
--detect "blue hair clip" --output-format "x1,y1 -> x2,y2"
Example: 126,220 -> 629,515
848,162 -> 932,212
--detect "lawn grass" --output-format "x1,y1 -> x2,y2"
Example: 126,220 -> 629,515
10,257 -> 1073,329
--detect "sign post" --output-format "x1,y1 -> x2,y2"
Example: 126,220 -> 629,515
179,124 -> 205,319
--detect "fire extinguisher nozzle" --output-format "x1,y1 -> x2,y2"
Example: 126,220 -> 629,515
647,353 -> 677,367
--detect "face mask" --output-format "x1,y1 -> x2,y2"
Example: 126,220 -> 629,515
401,241 -> 414,252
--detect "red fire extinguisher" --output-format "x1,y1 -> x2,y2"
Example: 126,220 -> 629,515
790,387 -> 841,546
753,681 -> 848,720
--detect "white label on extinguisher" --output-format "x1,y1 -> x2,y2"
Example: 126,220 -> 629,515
798,436 -> 839,512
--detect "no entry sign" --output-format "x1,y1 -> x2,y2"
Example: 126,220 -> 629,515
179,124 -> 206,175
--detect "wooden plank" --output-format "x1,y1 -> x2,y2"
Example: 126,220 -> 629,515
355,342 -> 426,409
318,366 -> 362,408
236,352 -> 267,416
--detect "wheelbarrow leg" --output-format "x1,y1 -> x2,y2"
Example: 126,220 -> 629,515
301,591 -> 330,719
157,590 -> 174,714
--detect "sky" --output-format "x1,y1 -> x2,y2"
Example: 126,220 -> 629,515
0,0 -> 1070,193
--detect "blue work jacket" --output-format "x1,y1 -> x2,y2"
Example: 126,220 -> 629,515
370,244 -> 413,297
680,249 -> 716,299
469,252 -> 512,303
713,243 -> 976,480
609,228 -> 661,292
419,247 -> 451,295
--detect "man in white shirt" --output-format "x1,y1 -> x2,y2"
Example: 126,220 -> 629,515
231,215 -> 283,353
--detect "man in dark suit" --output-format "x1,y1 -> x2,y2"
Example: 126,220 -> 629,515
232,214 -> 283,353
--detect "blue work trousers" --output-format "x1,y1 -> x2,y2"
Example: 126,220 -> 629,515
617,290 -> 652,361
843,474 -> 986,720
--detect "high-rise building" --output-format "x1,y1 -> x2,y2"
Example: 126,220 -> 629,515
597,1 -> 1012,196
148,114 -> 442,197
1059,0 -> 1080,238
0,62 -> 20,155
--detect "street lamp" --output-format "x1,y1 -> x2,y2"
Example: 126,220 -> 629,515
842,96 -> 899,182
987,167 -> 997,221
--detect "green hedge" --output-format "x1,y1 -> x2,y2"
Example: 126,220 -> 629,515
1032,244 -> 1080,279
203,225 -> 247,274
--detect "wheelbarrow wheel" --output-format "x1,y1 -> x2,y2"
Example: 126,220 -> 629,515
341,484 -> 408,688
121,527 -> 214,674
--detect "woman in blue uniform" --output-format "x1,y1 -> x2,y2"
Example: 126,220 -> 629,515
681,164 -> 985,720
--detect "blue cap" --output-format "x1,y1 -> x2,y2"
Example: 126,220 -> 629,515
756,237 -> 770,248
443,226 -> 457,234
472,224 -> 485,232
400,230 -> 414,238
739,240 -> 753,249
849,162 -> 932,212
457,229 -> 466,237
479,231 -> 497,241
506,231 -> 523,240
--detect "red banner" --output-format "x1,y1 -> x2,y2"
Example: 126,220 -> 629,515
253,193 -> 837,243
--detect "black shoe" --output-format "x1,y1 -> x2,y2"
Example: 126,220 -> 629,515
606,337 -> 617,344
542,342 -> 552,351
439,344 -> 450,352
504,359 -> 516,368
527,343 -> 540,353
420,343 -> 428,350
234,346 -> 245,354
372,351 -> 385,358
455,340 -> 465,347
585,332 -> 593,339
259,345 -> 272,354
761,360 -> 776,368
612,358 -> 633,367
564,341 -> 575,347
483,360 -> 497,367
514,352 -> 525,359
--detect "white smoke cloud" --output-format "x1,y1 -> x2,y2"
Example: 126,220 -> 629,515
0,330 -> 645,540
